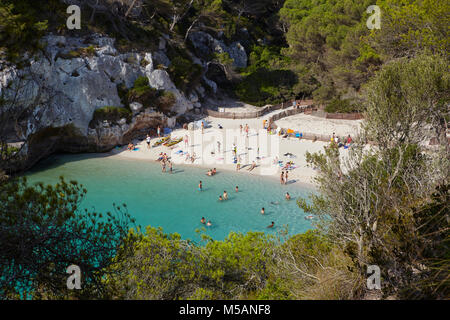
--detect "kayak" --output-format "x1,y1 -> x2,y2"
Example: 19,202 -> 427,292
165,137 -> 183,147
152,136 -> 169,147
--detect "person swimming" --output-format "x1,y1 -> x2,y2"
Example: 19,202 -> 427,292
285,192 -> 291,200
261,207 -> 265,215
200,217 -> 206,224
235,186 -> 239,192
207,220 -> 212,226
219,195 -> 223,201
223,191 -> 228,200
270,201 -> 279,205
267,221 -> 274,228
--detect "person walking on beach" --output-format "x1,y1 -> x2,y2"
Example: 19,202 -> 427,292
217,141 -> 221,153
157,126 -> 161,137
169,161 -> 173,173
280,171 -> 285,184
285,171 -> 288,184
201,121 -> 204,134
240,124 -> 243,135
248,161 -> 256,171
184,135 -> 189,148
146,134 -> 151,149
198,180 -> 203,191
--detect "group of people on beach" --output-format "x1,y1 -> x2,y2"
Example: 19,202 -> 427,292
280,170 -> 289,184
239,124 -> 250,137
158,152 -> 173,173
331,133 -> 353,148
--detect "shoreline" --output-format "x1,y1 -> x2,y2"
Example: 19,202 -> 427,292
109,112 -> 362,190
111,148 -> 319,191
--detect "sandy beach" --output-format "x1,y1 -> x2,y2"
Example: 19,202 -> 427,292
109,110 -> 362,188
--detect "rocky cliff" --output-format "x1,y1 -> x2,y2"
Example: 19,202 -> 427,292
0,27 -> 249,172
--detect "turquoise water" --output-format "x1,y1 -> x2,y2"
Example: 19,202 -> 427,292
24,153 -> 315,241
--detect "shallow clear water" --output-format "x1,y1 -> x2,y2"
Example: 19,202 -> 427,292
24,153 -> 315,241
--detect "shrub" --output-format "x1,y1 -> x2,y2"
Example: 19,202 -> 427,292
168,56 -> 202,93
90,106 -> 131,126
127,77 -> 158,107
235,68 -> 297,106
156,91 -> 176,113
133,76 -> 149,88
324,98 -> 360,113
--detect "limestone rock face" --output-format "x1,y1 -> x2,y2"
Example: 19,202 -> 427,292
130,102 -> 144,115
0,33 -> 195,171
188,31 -> 247,68
147,69 -> 194,113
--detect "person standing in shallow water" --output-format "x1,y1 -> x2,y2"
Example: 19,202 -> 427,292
280,171 -> 285,184
261,207 -> 265,215
198,181 -> 202,191
235,186 -> 239,192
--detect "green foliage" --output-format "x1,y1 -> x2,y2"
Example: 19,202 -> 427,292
363,53 -> 449,149
280,0 -> 379,103
297,54 -> 449,298
105,226 -> 364,300
370,0 -> 450,58
0,1 -> 48,62
235,68 -> 297,106
0,177 -> 135,299
106,228 -> 276,299
167,56 -> 203,93
324,98 -> 360,113
156,91 -> 176,113
127,77 -> 158,108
